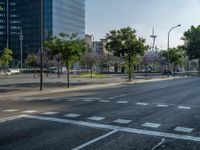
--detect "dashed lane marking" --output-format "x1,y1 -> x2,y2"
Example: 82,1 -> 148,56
88,116 -> 105,121
117,101 -> 128,104
3,109 -> 19,112
64,113 -> 81,118
136,102 -> 149,106
108,94 -> 129,100
113,119 -> 132,124
142,122 -> 161,128
78,98 -> 102,100
42,112 -> 59,115
174,127 -> 194,133
21,110 -> 38,114
82,99 -> 95,102
99,100 -> 110,103
72,130 -> 119,150
0,115 -> 26,123
178,106 -> 191,110
156,104 -> 169,108
24,115 -> 200,142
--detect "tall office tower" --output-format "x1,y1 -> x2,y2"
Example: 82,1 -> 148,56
0,0 -> 85,62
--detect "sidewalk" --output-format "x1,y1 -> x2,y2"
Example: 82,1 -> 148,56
0,73 -> 182,99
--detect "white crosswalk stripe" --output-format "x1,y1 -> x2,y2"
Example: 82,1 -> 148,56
142,122 -> 161,128
88,116 -> 105,121
136,102 -> 148,106
3,109 -> 19,112
178,106 -> 191,110
117,101 -> 128,104
42,112 -> 58,115
65,113 -> 81,118
174,127 -> 194,133
114,119 -> 132,124
22,110 -> 38,114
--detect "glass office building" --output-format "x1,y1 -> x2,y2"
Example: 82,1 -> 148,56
0,0 -> 85,62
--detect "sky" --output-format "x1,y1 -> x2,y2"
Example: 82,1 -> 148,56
85,0 -> 200,50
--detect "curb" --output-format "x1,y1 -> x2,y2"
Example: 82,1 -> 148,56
0,77 -> 182,99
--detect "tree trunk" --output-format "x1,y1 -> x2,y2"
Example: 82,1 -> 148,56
128,54 -> 131,82
57,61 -> 60,78
90,66 -> 93,78
66,61 -> 70,88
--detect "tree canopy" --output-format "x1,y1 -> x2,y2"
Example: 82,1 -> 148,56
45,33 -> 86,87
106,27 -> 148,81
0,48 -> 13,69
182,25 -> 200,59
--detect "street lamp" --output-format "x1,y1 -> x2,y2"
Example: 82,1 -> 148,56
167,24 -> 181,77
40,0 -> 44,90
19,27 -> 24,69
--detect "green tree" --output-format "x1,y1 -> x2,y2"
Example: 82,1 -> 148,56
25,54 -> 37,78
159,47 -> 185,74
182,25 -> 200,74
0,48 -> 13,69
106,27 -> 148,81
80,52 -> 96,78
45,33 -> 86,87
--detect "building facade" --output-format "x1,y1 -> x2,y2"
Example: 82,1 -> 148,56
0,0 -> 85,62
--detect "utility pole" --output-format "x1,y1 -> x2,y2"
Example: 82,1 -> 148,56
40,0 -> 44,90
150,27 -> 157,51
6,0 -> 10,48
19,28 -> 24,69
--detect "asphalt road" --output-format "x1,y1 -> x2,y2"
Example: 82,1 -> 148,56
0,77 -> 200,150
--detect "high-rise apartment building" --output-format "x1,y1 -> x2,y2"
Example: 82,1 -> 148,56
0,0 -> 85,61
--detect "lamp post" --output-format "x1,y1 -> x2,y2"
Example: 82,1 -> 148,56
40,0 -> 44,90
167,24 -> 181,77
19,27 -> 23,69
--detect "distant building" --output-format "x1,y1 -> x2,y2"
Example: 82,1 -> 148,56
0,0 -> 85,61
94,39 -> 108,55
85,34 -> 93,52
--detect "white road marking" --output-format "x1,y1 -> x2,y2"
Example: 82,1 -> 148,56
42,112 -> 58,115
72,130 -> 118,150
151,138 -> 166,150
64,113 -> 81,118
99,100 -> 110,103
22,110 -> 38,114
142,122 -> 161,128
174,127 -> 194,133
108,94 -> 129,100
136,102 -> 148,106
3,109 -> 19,112
156,104 -> 169,108
178,106 -> 191,110
24,115 -> 200,142
88,116 -> 105,121
117,101 -> 128,104
0,115 -> 26,123
114,119 -> 132,124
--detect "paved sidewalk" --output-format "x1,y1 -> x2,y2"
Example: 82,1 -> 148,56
0,73 -> 182,99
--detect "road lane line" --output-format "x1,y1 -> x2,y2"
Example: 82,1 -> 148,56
142,122 -> 161,128
23,115 -> 200,142
136,102 -> 148,106
82,99 -> 94,102
117,101 -> 128,104
108,94 -> 129,100
64,113 -> 81,118
72,130 -> 118,150
79,98 -> 102,100
114,119 -> 132,124
42,112 -> 58,115
178,106 -> 191,110
88,116 -> 105,121
156,104 -> 169,108
21,110 -> 38,114
151,138 -> 166,150
174,127 -> 194,133
3,109 -> 19,112
99,100 -> 110,103
0,115 -> 26,123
